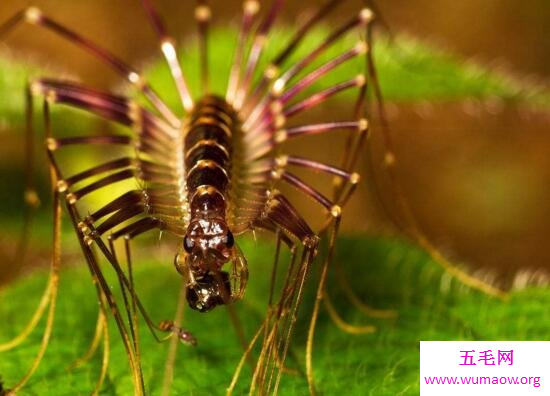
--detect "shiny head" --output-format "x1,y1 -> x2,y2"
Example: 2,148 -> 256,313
175,216 -> 248,312
183,217 -> 234,270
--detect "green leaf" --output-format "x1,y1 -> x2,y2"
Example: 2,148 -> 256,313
373,35 -> 550,105
0,236 -> 548,395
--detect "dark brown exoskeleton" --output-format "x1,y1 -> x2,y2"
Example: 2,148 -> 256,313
0,1 -> 506,395
175,97 -> 248,312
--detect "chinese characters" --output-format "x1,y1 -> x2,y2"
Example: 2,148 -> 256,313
459,350 -> 513,366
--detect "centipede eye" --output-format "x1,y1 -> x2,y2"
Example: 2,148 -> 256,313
183,236 -> 194,253
224,231 -> 234,248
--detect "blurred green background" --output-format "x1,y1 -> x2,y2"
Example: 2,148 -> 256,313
0,0 -> 548,286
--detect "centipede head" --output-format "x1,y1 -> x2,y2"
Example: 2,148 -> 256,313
174,216 -> 248,312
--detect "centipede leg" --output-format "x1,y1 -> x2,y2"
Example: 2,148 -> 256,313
233,0 -> 285,110
272,243 -> 317,396
248,194 -> 319,395
278,160 -> 395,320
12,84 -> 40,267
254,229 -> 293,390
95,304 -> 111,396
228,195 -> 314,395
101,221 -> 196,395
227,213 -> 310,395
269,14 -> 399,319
140,0 -> 194,112
40,90 -> 145,395
362,22 -> 507,299
0,92 -> 66,396
93,220 -> 193,345
0,8 -> 179,126
282,173 -> 396,324
241,0 -> 343,114
160,279 -> 187,396
226,321 -> 267,396
66,202 -> 145,396
106,236 -> 143,385
0,87 -> 48,354
226,0 -> 260,104
265,236 -> 304,393
50,167 -> 142,395
68,295 -> 110,396
4,176 -> 62,394
305,216 -> 341,396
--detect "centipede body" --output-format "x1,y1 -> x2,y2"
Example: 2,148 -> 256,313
0,1 -> 379,394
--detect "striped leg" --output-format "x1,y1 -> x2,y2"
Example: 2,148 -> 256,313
111,221 -> 196,345
254,194 -> 319,394
0,95 -> 63,394
0,8 -> 179,126
240,0 -> 349,116
21,85 -> 168,395
244,40 -> 368,133
275,157 -> 398,320
267,9 -> 402,320
140,0 -> 194,112
226,1 -> 261,104
227,192 -> 318,395
0,86 -> 44,354
1,190 -> 61,395
0,82 -> 144,394
248,75 -> 367,138
233,0 -> 285,110
40,77 -> 188,392
259,230 -> 305,394
40,91 -> 147,395
362,23 -> 507,299
259,194 -> 375,394
66,201 -> 146,396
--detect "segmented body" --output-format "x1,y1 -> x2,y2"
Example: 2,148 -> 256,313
185,96 -> 236,220
0,1 -> 380,394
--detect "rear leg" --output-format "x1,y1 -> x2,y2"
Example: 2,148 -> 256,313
0,6 -> 179,126
259,195 -> 319,395
38,92 -> 146,395
11,85 -> 40,269
0,85 -> 47,354
227,192 -> 318,395
274,156 -> 394,325
266,186 -> 376,394
1,171 -> 62,394
363,25 -> 507,299
0,89 -> 65,395
65,202 -> 146,396
253,226 -> 302,391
